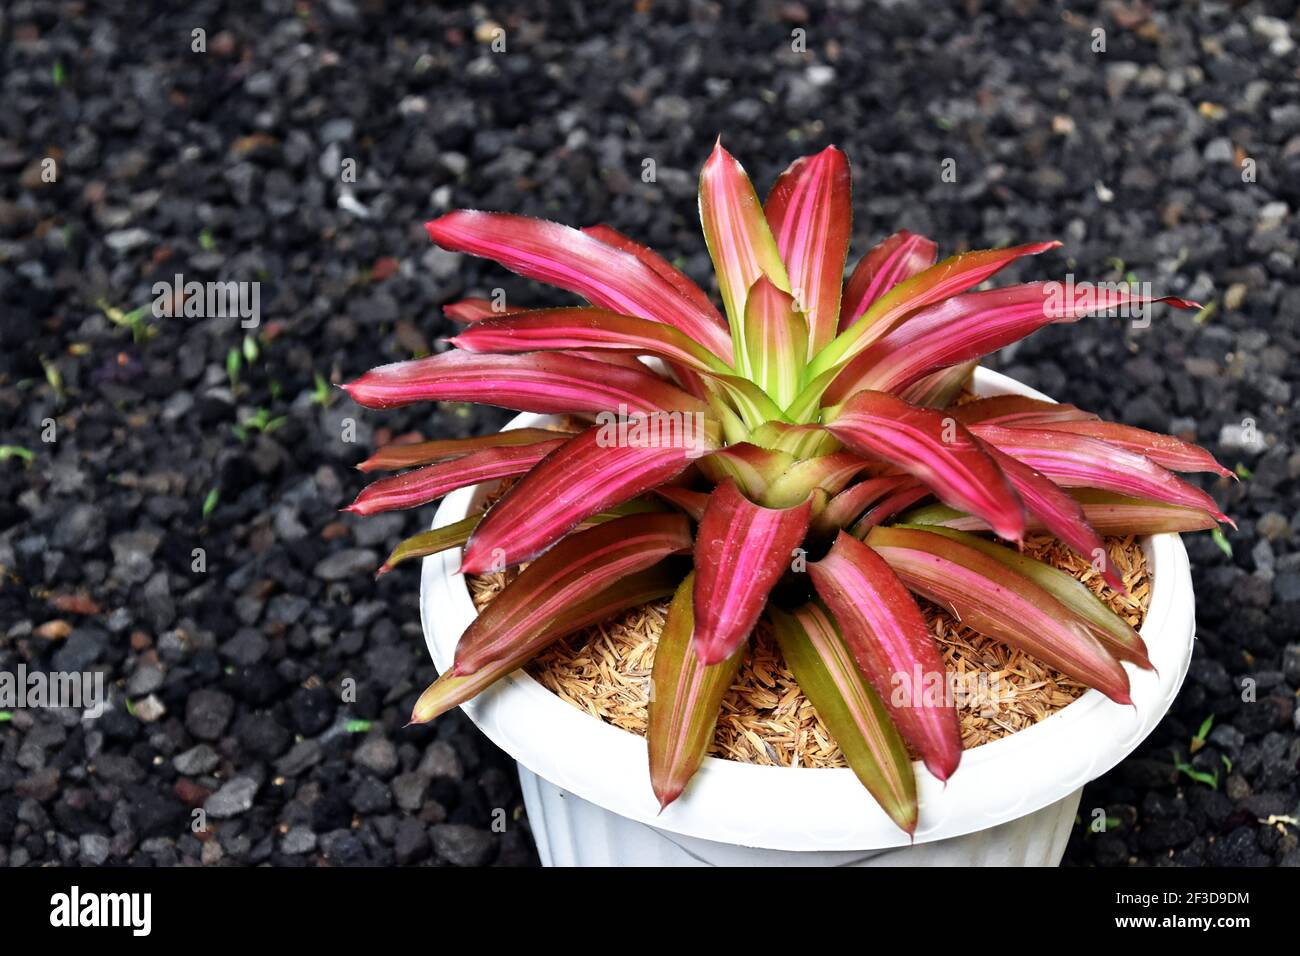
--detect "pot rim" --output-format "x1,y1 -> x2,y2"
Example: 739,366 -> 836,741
419,367 -> 1197,851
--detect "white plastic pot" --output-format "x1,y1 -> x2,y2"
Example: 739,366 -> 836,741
419,368 -> 1197,866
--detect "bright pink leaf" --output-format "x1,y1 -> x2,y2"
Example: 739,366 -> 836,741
425,210 -> 732,359
809,532 -> 962,782
342,350 -> 707,418
692,480 -> 812,665
971,423 -> 1231,524
866,526 -> 1133,705
461,424 -> 716,573
839,230 -> 937,331
343,441 -> 565,516
826,390 -> 1025,542
764,145 -> 852,353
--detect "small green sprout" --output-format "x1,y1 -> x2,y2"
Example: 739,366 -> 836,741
1189,714 -> 1213,754
226,347 -> 242,387
345,719 -> 372,734
311,372 -> 335,407
199,228 -> 216,251
99,299 -> 156,343
202,487 -> 220,519
1211,527 -> 1233,558
0,446 -> 34,466
232,407 -> 286,443
1172,750 -> 1218,790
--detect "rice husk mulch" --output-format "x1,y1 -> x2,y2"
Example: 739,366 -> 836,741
467,532 -> 1151,768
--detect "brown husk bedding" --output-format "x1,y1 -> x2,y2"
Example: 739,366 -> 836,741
467,532 -> 1151,768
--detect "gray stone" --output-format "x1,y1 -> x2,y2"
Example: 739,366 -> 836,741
174,743 -> 220,776
430,824 -> 495,867
280,825 -> 317,855
353,735 -> 398,777
419,740 -> 463,779
79,833 -> 112,865
204,776 -> 259,818
186,689 -> 234,741
313,548 -> 378,581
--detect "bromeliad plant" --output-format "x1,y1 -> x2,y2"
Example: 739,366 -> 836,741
343,142 -> 1231,834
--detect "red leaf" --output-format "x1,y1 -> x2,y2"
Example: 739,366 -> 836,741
764,145 -> 852,353
581,224 -> 722,321
839,230 -> 937,331
358,428 -> 571,472
450,307 -> 730,375
809,532 -> 962,781
344,441 -> 565,516
461,424 -> 716,573
454,514 -> 693,673
692,480 -> 812,664
425,210 -> 732,359
827,390 -> 1025,542
866,526 -> 1133,705
342,350 -> 707,418
971,424 -> 1231,524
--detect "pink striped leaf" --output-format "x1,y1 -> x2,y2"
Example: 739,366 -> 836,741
1025,420 -> 1232,477
374,497 -> 662,576
696,442 -> 795,500
898,359 -> 978,409
425,210 -> 732,359
840,230 -> 938,331
698,141 -> 791,370
848,483 -> 932,536
971,424 -> 1231,524
342,350 -> 707,418
978,441 -> 1128,593
581,224 -> 722,321
808,532 -> 962,781
808,241 -> 1061,378
900,491 -> 1220,536
460,425 -> 716,574
824,282 -> 1199,398
343,440 -> 566,516
443,297 -> 521,322
764,145 -> 852,353
454,513 -> 693,673
949,395 -> 1098,427
812,475 -> 916,536
648,572 -> 745,809
826,390 -> 1025,542
692,480 -> 812,665
865,526 -> 1133,704
764,451 -> 872,509
358,427 -> 571,472
769,603 -> 917,833
451,307 -> 732,375
901,526 -> 1151,669
410,563 -> 680,724
743,276 -> 807,408
653,485 -> 710,521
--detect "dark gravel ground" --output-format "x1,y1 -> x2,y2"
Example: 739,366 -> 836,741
1,0 -> 1297,867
